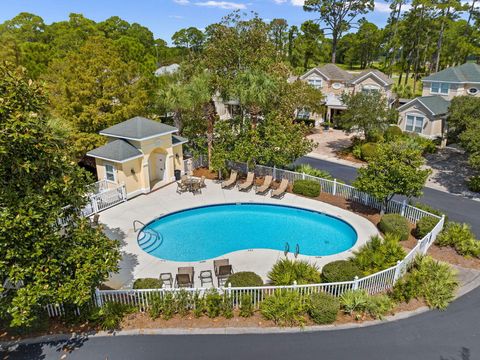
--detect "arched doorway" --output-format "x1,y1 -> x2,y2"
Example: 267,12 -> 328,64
148,148 -> 169,188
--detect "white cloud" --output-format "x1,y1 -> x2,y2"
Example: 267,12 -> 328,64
291,0 -> 304,6
169,15 -> 185,19
173,0 -> 190,4
374,2 -> 391,13
273,0 -> 288,4
195,1 -> 247,9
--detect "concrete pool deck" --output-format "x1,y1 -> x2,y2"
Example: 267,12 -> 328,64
99,180 -> 379,289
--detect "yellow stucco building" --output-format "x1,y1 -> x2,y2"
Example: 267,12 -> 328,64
87,116 -> 187,198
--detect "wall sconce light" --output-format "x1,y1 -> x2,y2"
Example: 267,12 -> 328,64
175,153 -> 180,160
131,168 -> 136,175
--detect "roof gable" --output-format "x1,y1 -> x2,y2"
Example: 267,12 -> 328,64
422,63 -> 480,83
100,117 -> 178,140
398,95 -> 450,116
349,69 -> 393,86
87,139 -> 143,163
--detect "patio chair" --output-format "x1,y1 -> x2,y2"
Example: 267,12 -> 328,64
159,272 -> 173,288
191,180 -> 202,195
199,176 -> 206,188
237,172 -> 255,192
214,259 -> 233,286
271,178 -> 289,199
199,270 -> 214,287
90,214 -> 100,228
176,267 -> 194,288
221,171 -> 238,189
255,175 -> 273,195
176,180 -> 189,194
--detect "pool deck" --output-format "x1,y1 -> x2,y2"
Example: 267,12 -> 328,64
99,180 -> 379,289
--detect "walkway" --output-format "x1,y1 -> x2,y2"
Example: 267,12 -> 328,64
100,179 -> 377,289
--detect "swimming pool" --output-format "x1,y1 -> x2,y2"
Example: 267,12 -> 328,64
138,203 -> 357,262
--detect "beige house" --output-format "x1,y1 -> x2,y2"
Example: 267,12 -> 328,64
298,64 -> 394,126
87,117 -> 187,198
398,63 -> 480,139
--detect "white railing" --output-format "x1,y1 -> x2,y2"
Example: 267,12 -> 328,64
46,159 -> 445,316
82,182 -> 127,216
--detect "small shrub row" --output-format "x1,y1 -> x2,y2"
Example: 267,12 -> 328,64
436,222 -> 480,258
339,290 -> 394,320
295,164 -> 334,180
133,278 -> 163,289
390,256 -> 458,310
292,179 -> 321,197
414,216 -> 439,239
378,214 -> 410,241
227,272 -> 263,287
268,259 -> 321,285
352,234 -> 406,275
321,260 -> 362,282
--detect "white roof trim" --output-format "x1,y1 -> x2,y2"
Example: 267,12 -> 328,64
351,71 -> 389,86
398,97 -> 442,117
172,140 -> 188,146
300,68 -> 330,81
87,153 -> 143,164
422,80 -> 480,84
99,129 -> 178,141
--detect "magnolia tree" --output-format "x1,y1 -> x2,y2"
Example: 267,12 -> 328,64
0,65 -> 120,327
353,141 -> 431,213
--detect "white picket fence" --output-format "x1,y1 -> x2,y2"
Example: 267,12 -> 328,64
46,159 -> 445,316
82,180 -> 127,217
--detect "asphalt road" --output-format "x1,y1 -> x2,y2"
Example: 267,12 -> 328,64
3,156 -> 479,360
296,156 -> 480,237
3,286 -> 480,360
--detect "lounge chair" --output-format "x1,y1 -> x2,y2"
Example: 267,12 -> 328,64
221,171 -> 237,189
214,259 -> 233,286
237,172 -> 255,192
255,175 -> 273,195
176,267 -> 194,288
271,178 -> 289,199
159,272 -> 173,288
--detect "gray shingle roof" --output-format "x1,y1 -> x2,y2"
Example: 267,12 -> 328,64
100,117 -> 178,140
316,64 -> 353,81
399,95 -> 450,116
87,139 -> 143,163
349,69 -> 393,85
422,63 -> 480,83
172,134 -> 188,145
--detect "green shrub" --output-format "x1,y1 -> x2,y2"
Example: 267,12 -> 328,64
390,256 -> 458,310
175,290 -> 191,317
227,272 -> 263,287
148,294 -> 163,320
94,301 -> 135,331
268,259 -> 321,285
239,294 -> 254,317
408,201 -> 447,223
321,260 -> 362,282
221,295 -> 234,319
260,290 -> 305,326
339,290 -> 369,315
292,179 -> 321,197
360,142 -> 378,160
436,222 -> 480,257
133,278 -> 163,289
205,289 -> 222,318
467,175 -> 480,193
414,216 -> 439,239
162,292 -> 176,320
352,234 -> 406,275
295,164 -> 334,180
378,214 -> 410,241
365,294 -> 394,319
307,292 -> 339,324
384,125 -> 403,141
352,143 -> 362,159
404,134 -> 437,154
193,292 -> 205,318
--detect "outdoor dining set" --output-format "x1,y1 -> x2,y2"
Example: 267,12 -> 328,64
176,175 -> 206,194
159,259 -> 234,288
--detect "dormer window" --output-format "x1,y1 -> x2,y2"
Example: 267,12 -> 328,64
308,79 -> 322,89
431,82 -> 449,95
362,84 -> 380,94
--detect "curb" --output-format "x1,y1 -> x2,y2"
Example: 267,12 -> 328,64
2,269 -> 479,347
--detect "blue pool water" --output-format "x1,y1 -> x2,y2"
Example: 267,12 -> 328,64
139,203 -> 357,262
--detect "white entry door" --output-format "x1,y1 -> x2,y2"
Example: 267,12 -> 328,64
155,153 -> 166,181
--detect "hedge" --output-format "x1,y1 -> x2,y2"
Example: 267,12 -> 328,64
307,292 -> 339,324
133,278 -> 163,289
378,214 -> 410,241
292,179 -> 321,197
414,216 -> 439,239
321,260 -> 362,282
227,272 -> 263,287
360,142 -> 378,160
384,125 -> 403,141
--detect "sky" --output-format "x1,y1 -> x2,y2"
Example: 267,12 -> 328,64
0,0 -> 394,43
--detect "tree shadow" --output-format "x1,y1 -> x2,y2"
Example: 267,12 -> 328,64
440,347 -> 471,360
1,335 -> 90,360
102,225 -> 139,289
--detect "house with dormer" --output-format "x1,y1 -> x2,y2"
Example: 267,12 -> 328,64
397,63 -> 480,140
87,116 -> 187,198
298,63 -> 394,126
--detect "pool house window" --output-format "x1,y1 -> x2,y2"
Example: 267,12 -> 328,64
405,114 -> 424,134
431,82 -> 449,95
308,79 -> 322,89
105,164 -> 116,182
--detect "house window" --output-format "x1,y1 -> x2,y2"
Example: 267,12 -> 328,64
431,82 -> 449,95
297,108 -> 311,119
105,164 -> 116,182
362,84 -> 380,94
308,79 -> 322,89
406,114 -> 424,134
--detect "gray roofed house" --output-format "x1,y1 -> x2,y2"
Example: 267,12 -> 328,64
100,116 -> 179,140
87,139 -> 143,163
316,63 -> 353,81
172,134 -> 188,145
422,63 -> 480,83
